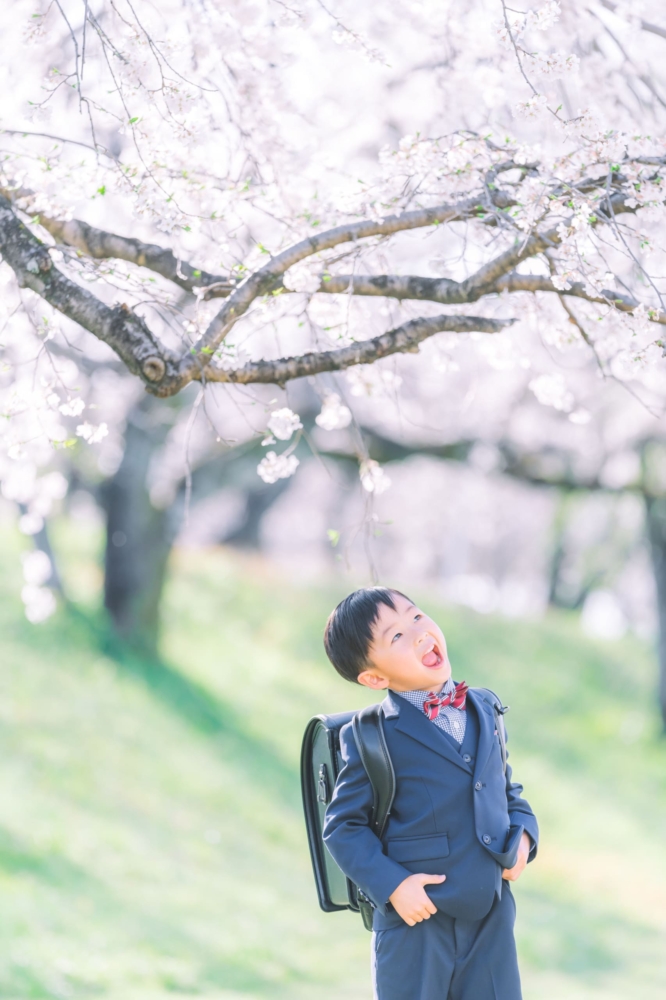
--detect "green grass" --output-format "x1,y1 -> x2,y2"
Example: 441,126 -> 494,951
0,521 -> 665,999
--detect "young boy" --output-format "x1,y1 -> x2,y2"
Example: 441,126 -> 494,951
322,587 -> 538,1000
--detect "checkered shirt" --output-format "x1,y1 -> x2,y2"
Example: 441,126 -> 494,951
393,676 -> 467,743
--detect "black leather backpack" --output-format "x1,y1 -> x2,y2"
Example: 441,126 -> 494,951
300,690 -> 509,931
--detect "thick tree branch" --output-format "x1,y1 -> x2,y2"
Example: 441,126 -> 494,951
40,216 -> 235,296
318,271 -> 665,325
318,271 -> 666,325
0,184 -> 234,297
495,272 -> 666,324
458,232 -> 554,296
185,196 -> 489,371
199,313 -> 514,386
316,273 -> 469,304
0,157 -> 661,398
337,422 -> 628,494
0,194 -> 178,385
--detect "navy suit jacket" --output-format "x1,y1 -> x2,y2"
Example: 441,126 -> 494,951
323,688 -> 538,928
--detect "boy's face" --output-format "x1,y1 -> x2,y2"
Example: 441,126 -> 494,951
357,593 -> 452,693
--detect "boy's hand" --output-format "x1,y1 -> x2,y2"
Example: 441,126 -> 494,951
502,832 -> 531,882
388,873 -> 446,926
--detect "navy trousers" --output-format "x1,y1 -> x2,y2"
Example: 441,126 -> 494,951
371,885 -> 521,1000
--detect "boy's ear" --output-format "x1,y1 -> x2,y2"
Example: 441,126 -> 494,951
357,669 -> 389,690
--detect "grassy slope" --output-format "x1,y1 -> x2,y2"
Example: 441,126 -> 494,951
0,523 -> 665,1000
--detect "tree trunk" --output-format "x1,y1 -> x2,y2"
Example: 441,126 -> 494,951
99,408 -> 292,652
101,404 -> 179,654
644,495 -> 666,729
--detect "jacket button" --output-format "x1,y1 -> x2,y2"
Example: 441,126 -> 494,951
483,834 -> 491,844
475,781 -> 482,790
463,754 -> 472,763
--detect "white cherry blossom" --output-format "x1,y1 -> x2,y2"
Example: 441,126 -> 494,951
526,2 -> 561,31
315,393 -> 353,431
513,95 -> 548,120
18,512 -> 44,536
21,584 -> 57,624
360,459 -> 391,495
266,408 -> 303,441
22,550 -> 52,585
528,373 -> 575,412
59,398 -> 85,417
76,422 -> 109,444
257,451 -> 300,484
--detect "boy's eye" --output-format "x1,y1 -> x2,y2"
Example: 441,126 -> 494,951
391,632 -> 402,643
414,614 -> 422,621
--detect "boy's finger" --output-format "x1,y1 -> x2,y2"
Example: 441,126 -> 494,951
420,874 -> 446,885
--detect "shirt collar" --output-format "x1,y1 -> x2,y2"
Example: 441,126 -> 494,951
392,675 -> 456,707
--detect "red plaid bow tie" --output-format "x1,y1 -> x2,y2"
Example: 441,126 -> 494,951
423,681 -> 469,721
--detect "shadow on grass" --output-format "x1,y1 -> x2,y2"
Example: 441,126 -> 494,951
0,826 -> 95,889
68,604 -> 300,809
0,824 -> 296,1000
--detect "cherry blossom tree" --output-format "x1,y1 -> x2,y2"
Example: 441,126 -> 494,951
2,0 -> 666,643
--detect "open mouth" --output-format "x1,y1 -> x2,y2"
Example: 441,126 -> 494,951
421,643 -> 443,669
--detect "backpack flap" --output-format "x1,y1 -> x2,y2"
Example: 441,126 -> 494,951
300,712 -> 358,913
300,703 -> 395,931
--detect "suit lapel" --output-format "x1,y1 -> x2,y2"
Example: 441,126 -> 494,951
468,688 -> 495,781
389,691 -> 470,773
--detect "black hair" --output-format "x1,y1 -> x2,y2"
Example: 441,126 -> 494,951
323,586 -> 413,683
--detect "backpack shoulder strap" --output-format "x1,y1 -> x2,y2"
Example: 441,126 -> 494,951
474,687 -> 509,775
352,703 -> 396,839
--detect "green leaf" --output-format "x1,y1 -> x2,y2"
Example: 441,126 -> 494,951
97,185 -> 106,196
327,529 -> 340,548
128,116 -> 139,124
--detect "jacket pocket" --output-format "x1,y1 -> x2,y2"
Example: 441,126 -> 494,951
386,833 -> 450,863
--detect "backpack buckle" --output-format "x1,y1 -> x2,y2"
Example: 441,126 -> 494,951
317,763 -> 330,804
